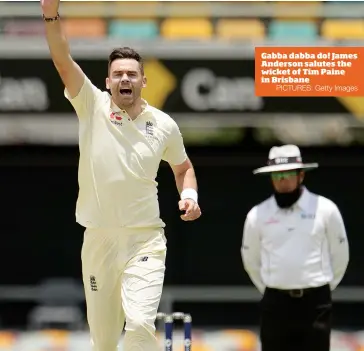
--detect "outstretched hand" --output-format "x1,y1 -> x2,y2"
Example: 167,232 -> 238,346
40,0 -> 60,17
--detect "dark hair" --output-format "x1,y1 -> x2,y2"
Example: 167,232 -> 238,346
108,47 -> 144,74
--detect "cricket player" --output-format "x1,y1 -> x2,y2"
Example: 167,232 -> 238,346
40,1 -> 201,350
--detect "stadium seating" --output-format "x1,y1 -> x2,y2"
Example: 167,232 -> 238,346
272,1 -> 322,18
62,1 -> 108,18
109,20 -> 159,39
112,1 -> 159,18
216,19 -> 265,40
321,20 -> 364,39
63,18 -> 106,38
268,20 -> 318,41
0,1 -> 363,42
160,18 -> 213,40
160,1 -> 212,18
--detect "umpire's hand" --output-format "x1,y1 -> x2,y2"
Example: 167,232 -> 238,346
179,199 -> 201,221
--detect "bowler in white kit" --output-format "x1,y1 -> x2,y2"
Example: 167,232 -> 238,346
40,0 -> 201,350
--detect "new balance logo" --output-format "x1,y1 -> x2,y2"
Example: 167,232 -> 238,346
138,256 -> 149,262
90,275 -> 98,291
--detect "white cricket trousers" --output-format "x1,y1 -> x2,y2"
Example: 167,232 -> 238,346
81,227 -> 167,351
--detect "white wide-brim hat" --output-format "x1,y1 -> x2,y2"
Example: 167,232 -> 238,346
253,144 -> 319,175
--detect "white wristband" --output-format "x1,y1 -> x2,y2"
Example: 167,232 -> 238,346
181,188 -> 198,203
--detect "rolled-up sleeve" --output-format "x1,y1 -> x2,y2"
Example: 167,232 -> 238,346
162,119 -> 187,166
241,207 -> 265,294
326,204 -> 349,290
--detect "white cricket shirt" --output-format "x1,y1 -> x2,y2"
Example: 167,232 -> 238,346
241,187 -> 349,293
65,77 -> 187,228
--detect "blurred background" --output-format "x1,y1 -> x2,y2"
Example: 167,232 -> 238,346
0,0 -> 364,350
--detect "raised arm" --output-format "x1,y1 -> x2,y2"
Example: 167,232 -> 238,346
41,0 -> 85,99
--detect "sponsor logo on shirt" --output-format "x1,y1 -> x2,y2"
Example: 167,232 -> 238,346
264,217 -> 279,225
301,213 -> 315,219
144,121 -> 160,148
146,121 -> 154,136
110,112 -> 123,126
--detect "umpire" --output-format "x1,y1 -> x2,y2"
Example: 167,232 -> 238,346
241,145 -> 349,351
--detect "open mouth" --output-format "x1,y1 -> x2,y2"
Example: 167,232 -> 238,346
120,88 -> 132,96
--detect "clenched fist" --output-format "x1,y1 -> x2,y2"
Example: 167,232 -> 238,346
179,199 -> 201,222
40,0 -> 60,17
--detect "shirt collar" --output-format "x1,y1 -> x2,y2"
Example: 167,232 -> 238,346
111,98 -> 150,117
296,186 -> 311,211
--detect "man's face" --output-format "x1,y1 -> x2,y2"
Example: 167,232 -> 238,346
271,170 -> 304,193
106,58 -> 146,108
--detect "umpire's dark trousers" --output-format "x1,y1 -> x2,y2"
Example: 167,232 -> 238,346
260,284 -> 332,351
